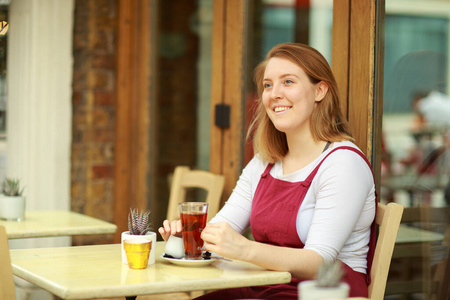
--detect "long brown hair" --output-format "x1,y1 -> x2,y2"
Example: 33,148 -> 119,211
248,43 -> 353,163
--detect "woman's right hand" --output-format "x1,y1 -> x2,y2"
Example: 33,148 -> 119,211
158,219 -> 182,241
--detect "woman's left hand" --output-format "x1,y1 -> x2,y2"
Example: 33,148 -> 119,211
201,222 -> 250,260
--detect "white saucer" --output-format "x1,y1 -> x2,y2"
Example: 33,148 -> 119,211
160,253 -> 218,267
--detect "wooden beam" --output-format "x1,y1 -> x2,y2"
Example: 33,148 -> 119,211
372,0 -> 385,190
331,0 -> 350,119
222,0 -> 247,204
348,0 -> 374,158
210,0 -> 247,206
210,0 -> 226,176
114,0 -> 154,242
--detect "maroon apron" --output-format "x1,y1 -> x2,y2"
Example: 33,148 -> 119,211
195,146 -> 377,300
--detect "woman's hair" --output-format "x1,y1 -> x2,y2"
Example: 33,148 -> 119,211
248,43 -> 354,163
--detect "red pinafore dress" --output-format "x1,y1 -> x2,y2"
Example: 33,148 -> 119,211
195,146 -> 377,300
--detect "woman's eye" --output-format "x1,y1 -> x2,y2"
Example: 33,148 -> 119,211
284,79 -> 293,84
263,83 -> 272,88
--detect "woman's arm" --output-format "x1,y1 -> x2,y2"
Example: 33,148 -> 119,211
202,222 -> 323,280
203,149 -> 375,279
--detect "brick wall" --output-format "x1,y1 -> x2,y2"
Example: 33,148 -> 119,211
71,0 -> 200,242
71,0 -> 117,245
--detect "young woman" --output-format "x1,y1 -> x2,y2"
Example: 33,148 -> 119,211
159,43 -> 377,299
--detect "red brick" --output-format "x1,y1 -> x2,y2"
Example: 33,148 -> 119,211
92,165 -> 114,179
94,91 -> 114,106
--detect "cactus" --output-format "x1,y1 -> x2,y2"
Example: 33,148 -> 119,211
2,177 -> 24,196
128,208 -> 151,235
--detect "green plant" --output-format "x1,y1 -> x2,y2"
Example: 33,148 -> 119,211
128,208 -> 151,235
315,260 -> 344,287
2,177 -> 24,196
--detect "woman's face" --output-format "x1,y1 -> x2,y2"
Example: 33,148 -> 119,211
261,57 -> 327,136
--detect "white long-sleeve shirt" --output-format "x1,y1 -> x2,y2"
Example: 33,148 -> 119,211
211,141 -> 376,273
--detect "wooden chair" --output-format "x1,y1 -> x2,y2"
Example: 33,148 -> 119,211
162,166 -> 225,299
386,206 -> 450,300
0,225 -> 16,300
367,202 -> 404,300
166,166 -> 225,222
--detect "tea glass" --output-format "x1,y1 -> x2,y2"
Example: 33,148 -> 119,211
178,202 -> 208,259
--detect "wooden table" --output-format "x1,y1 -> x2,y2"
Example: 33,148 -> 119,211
10,242 -> 292,299
1,210 -> 117,239
396,224 -> 445,244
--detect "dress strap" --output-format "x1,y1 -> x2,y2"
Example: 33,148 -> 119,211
261,163 -> 274,178
304,146 -> 372,184
323,141 -> 331,152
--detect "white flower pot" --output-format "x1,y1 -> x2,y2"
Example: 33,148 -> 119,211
121,231 -> 157,266
0,195 -> 26,221
298,280 -> 349,300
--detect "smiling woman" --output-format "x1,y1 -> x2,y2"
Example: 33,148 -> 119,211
161,43 -> 378,300
250,43 -> 353,164
260,57 -> 327,142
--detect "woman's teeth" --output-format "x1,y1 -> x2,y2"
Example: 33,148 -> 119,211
274,106 -> 291,112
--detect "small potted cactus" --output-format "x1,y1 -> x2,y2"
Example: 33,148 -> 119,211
0,177 -> 26,221
298,260 -> 349,300
121,208 -> 157,266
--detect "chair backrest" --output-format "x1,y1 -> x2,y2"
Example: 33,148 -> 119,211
0,225 -> 16,300
166,166 -> 225,222
386,206 -> 450,300
368,202 -> 404,300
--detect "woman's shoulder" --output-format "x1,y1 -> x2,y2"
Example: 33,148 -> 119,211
320,141 -> 371,170
242,154 -> 272,175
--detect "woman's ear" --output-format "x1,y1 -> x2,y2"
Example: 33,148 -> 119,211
315,81 -> 329,102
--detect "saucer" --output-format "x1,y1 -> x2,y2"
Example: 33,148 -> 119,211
160,253 -> 218,267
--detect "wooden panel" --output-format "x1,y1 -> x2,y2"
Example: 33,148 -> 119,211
210,0 -> 247,205
348,0 -> 374,157
372,0 -> 385,188
115,0 -> 133,241
210,0 -> 226,176
222,0 -> 246,204
331,0 -> 350,119
115,0 -> 154,242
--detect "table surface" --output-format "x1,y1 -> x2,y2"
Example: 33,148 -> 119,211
396,224 -> 445,244
10,242 -> 291,299
1,210 -> 117,239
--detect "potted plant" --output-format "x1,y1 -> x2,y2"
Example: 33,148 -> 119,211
298,260 -> 349,300
121,208 -> 157,266
0,177 -> 26,221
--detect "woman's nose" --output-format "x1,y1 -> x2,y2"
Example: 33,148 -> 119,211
270,84 -> 283,99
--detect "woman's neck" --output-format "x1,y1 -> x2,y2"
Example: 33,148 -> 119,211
282,132 -> 328,175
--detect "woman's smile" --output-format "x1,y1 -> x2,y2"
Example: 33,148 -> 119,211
274,106 -> 292,113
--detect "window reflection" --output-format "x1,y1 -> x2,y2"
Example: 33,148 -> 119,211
382,1 -> 450,299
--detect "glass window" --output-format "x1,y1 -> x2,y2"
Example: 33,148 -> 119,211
382,1 -> 450,298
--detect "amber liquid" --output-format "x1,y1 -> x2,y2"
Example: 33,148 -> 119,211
180,212 -> 207,258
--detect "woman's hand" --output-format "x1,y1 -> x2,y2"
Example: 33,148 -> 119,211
158,219 -> 182,241
201,222 -> 250,260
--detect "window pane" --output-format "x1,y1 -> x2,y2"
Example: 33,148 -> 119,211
382,1 -> 450,298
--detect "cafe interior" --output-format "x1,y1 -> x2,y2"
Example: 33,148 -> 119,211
0,0 -> 449,299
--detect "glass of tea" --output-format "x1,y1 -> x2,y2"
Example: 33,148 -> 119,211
178,202 -> 209,259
